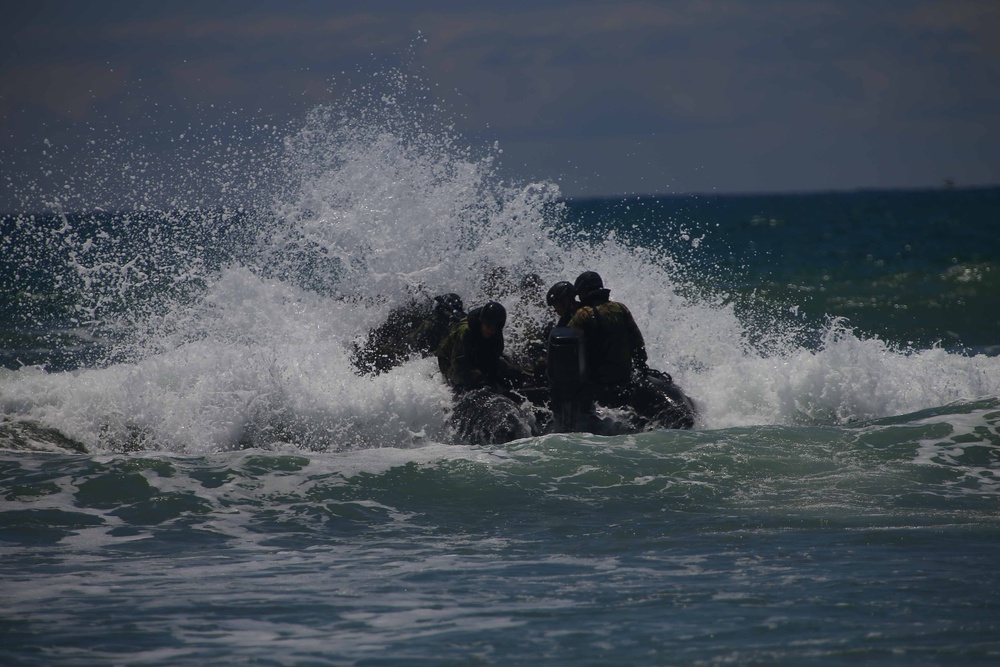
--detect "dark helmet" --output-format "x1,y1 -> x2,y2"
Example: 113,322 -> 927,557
434,293 -> 464,317
574,271 -> 604,297
546,281 -> 577,306
479,301 -> 507,330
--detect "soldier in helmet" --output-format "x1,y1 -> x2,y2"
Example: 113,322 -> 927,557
546,280 -> 580,328
352,292 -> 465,376
522,280 -> 577,374
406,293 -> 465,358
567,271 -> 649,406
568,271 -> 698,431
436,301 -> 524,392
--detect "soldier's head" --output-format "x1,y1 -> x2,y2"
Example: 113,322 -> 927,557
478,301 -> 506,339
434,293 -> 464,320
574,271 -> 603,295
546,281 -> 577,316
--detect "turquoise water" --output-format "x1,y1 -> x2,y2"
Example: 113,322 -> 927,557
564,188 -> 1000,352
2,73 -> 1000,665
4,411 -> 1000,664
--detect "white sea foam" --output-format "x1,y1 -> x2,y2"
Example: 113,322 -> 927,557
2,72 -> 999,454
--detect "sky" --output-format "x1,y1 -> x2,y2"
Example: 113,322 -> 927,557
2,0 -> 998,210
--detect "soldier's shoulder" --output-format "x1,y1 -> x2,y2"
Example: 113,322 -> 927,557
607,300 -> 634,315
567,307 -> 594,326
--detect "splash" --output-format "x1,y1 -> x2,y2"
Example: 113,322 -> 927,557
2,69 -> 999,454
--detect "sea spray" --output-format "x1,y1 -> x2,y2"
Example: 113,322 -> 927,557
2,68 -> 999,455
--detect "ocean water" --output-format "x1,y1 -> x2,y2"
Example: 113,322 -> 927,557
2,73 -> 1000,665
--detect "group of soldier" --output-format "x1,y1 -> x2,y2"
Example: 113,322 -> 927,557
351,269 -> 693,436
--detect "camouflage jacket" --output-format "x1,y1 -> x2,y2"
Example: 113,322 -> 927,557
435,319 -> 506,390
567,298 -> 647,386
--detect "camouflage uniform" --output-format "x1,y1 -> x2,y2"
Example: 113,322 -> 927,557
436,305 -> 522,392
567,291 -> 647,389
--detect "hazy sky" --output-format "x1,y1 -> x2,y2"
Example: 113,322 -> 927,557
3,0 -> 998,209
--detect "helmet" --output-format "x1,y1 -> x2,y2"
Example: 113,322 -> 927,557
479,301 -> 507,330
546,281 -> 577,306
574,271 -> 604,297
434,293 -> 464,316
